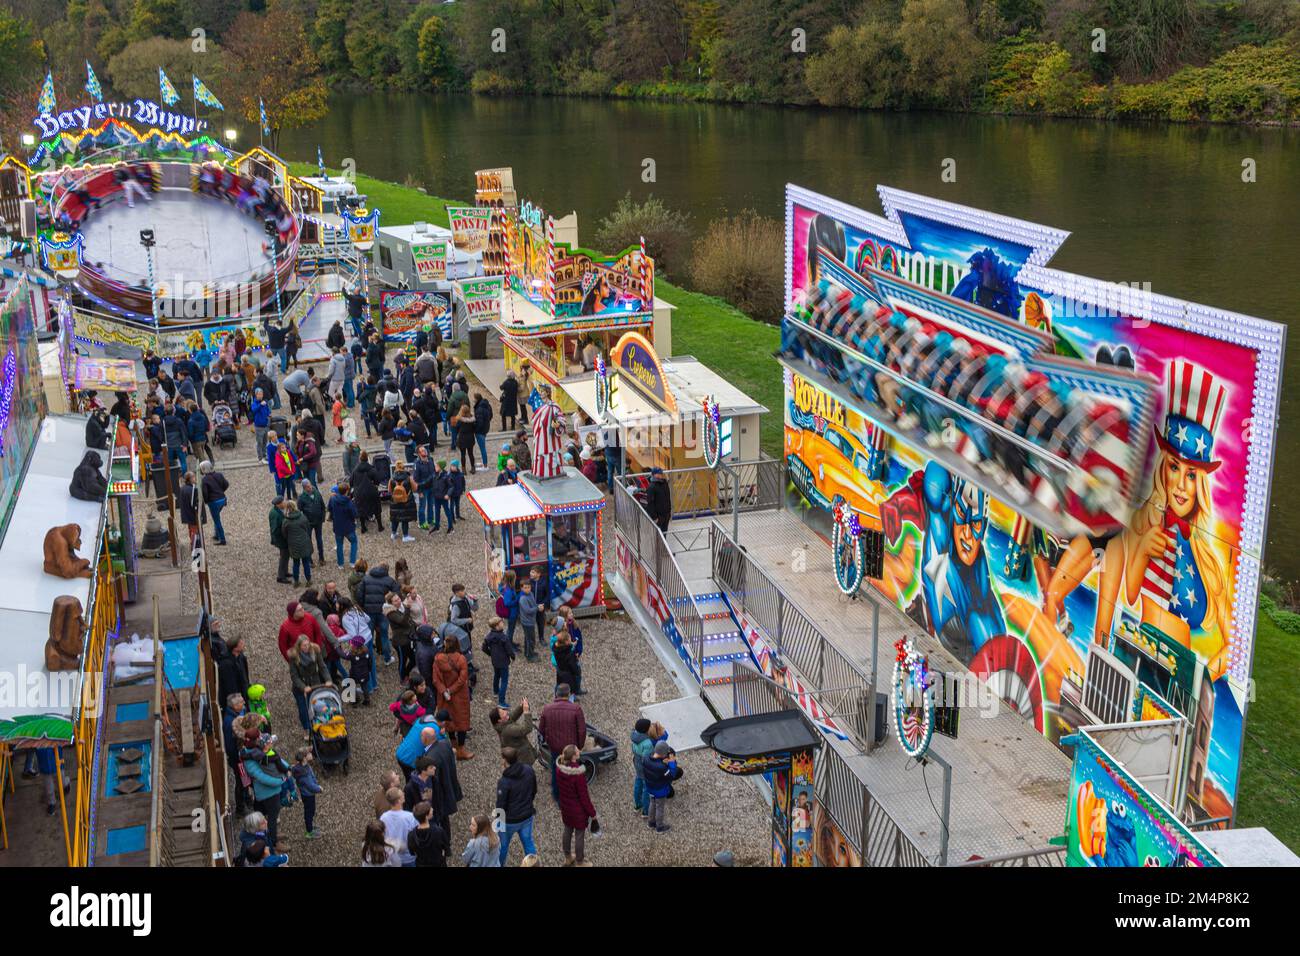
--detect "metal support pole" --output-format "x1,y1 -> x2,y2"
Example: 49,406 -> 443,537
160,440 -> 179,568
926,748 -> 953,867
866,600 -> 880,754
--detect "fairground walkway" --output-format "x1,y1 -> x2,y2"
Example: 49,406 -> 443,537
612,463 -> 1070,866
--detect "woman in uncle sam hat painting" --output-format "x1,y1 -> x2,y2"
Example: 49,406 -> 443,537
1118,358 -> 1232,680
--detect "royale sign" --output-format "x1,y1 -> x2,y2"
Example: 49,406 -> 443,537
32,99 -> 208,139
790,372 -> 846,429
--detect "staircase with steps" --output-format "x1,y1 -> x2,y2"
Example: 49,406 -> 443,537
668,590 -> 761,687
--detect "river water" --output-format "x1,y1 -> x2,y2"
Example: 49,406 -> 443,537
280,93 -> 1298,581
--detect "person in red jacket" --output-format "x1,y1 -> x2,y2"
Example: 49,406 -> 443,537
538,684 -> 585,802
278,602 -> 325,660
555,744 -> 599,866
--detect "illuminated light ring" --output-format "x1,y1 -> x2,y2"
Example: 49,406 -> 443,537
830,501 -> 865,595
594,355 -> 610,416
853,237 -> 878,274
891,637 -> 935,759
702,395 -> 722,470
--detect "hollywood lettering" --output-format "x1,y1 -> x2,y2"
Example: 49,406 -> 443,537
32,99 -> 209,139
791,373 -> 846,428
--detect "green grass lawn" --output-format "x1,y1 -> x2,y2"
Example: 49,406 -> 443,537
288,162 -> 1297,850
1236,612 -> 1300,851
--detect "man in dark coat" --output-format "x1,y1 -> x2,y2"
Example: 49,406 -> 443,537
645,467 -> 672,533
269,496 -> 290,583
216,634 -> 251,707
359,562 -> 399,665
350,458 -> 384,534
427,712 -> 464,835
495,746 -> 538,864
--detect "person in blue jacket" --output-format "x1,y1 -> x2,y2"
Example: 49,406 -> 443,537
413,446 -> 437,530
328,483 -> 359,568
291,749 -> 324,840
429,460 -> 454,533
447,459 -> 466,522
630,720 -> 668,817
186,402 -> 213,464
500,570 -> 521,650
251,387 -> 272,462
642,741 -> 682,834
265,429 -> 282,491
395,713 -> 444,778
241,742 -> 289,850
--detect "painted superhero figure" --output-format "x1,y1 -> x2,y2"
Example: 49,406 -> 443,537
882,461 -> 1005,661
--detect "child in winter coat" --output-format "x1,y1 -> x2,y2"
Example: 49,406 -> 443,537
390,689 -> 427,732
482,616 -> 515,707
552,628 -> 580,695
291,749 -> 323,839
499,570 -> 521,649
346,636 -> 372,705
447,460 -> 466,520
630,718 -> 655,816
518,580 -> 539,662
642,741 -> 683,834
332,398 -> 346,443
407,801 -> 449,867
556,744 -> 599,866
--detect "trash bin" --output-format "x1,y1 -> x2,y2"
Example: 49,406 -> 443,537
469,328 -> 489,360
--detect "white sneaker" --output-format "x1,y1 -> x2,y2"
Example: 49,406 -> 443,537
402,536 -> 415,542
391,532 -> 397,541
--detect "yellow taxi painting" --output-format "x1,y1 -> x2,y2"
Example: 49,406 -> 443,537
784,372 -> 886,531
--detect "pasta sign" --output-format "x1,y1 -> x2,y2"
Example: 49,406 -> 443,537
447,206 -> 494,253
458,276 -> 504,329
610,331 -> 675,414
411,240 -> 447,282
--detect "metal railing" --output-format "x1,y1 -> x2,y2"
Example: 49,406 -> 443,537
619,457 -> 783,526
715,662 -> 930,868
710,519 -> 878,753
612,479 -> 706,684
951,845 -> 1067,867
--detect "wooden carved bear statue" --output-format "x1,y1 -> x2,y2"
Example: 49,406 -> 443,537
45,595 -> 85,671
43,524 -> 93,579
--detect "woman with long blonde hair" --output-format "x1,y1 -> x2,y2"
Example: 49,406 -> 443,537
1117,360 -> 1231,679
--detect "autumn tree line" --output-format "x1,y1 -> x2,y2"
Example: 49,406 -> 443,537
2,0 -> 1299,151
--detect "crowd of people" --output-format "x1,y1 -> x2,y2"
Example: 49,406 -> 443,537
128,310 -> 710,868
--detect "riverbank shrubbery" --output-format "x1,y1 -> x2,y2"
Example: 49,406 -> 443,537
593,194 -> 694,279
689,212 -> 784,325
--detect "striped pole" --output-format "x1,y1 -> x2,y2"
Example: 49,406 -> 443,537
639,235 -> 650,306
501,209 -> 515,325
545,215 -> 556,316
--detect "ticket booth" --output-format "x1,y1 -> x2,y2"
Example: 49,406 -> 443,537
467,468 -> 606,617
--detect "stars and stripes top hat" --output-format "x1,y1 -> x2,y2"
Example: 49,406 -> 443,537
1154,358 -> 1224,472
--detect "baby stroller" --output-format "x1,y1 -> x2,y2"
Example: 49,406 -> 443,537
308,685 -> 350,774
212,401 -> 238,448
372,452 -> 393,500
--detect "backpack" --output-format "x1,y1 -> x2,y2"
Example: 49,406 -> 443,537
390,480 -> 410,504
495,595 -> 508,618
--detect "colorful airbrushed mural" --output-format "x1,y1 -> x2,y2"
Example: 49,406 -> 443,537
780,184 -> 1285,826
506,200 -> 652,320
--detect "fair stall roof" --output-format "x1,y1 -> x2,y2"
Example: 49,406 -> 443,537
467,482 -> 544,526
566,354 -> 769,427
497,290 -> 653,339
379,223 -> 482,267
519,468 -> 606,514
297,176 -> 358,200
0,414 -> 109,721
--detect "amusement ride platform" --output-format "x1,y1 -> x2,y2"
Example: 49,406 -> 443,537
666,507 -> 1072,864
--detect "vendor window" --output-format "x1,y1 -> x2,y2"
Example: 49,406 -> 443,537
551,512 -> 597,561
720,417 -> 734,459
379,244 -> 392,270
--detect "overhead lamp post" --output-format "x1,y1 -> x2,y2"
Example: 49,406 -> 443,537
139,228 -> 159,344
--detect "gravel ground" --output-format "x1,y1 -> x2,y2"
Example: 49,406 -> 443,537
181,407 -> 770,867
